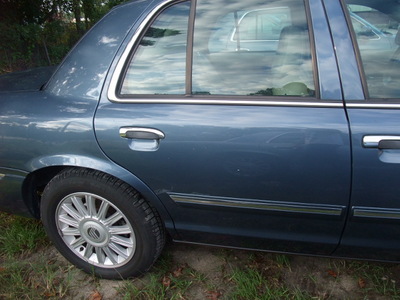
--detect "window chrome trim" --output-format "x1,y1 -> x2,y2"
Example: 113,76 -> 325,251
109,97 -> 342,107
107,0 -> 327,106
346,103 -> 400,109
108,0 -> 179,102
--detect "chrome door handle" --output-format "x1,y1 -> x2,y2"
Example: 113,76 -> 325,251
119,127 -> 165,140
363,135 -> 400,149
119,127 -> 165,152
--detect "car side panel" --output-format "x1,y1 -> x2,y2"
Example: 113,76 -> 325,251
0,90 -> 174,227
45,0 -> 155,100
0,168 -> 30,216
326,0 -> 400,260
94,0 -> 352,255
336,108 -> 400,260
95,101 -> 351,254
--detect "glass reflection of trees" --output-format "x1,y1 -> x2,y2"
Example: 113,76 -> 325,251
140,28 -> 181,46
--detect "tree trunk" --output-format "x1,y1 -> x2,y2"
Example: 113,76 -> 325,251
72,0 -> 84,34
82,0 -> 95,31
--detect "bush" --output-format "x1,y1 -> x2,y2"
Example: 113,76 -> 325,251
0,20 -> 80,74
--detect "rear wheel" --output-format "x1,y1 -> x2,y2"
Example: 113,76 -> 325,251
41,168 -> 165,279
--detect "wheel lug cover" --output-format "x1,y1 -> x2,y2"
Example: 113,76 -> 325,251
80,220 -> 109,246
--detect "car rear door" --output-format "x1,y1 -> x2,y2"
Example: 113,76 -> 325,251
95,0 -> 351,255
326,0 -> 400,260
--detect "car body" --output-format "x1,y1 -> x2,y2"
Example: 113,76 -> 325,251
0,0 -> 400,279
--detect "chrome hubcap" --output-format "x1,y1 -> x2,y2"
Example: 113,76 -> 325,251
56,193 -> 136,268
80,220 -> 109,247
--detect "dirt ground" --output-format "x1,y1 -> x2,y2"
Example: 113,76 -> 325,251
29,242 -> 400,300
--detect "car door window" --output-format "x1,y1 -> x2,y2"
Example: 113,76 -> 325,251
120,2 -> 190,95
119,0 -> 315,98
231,8 -> 291,42
345,1 -> 400,98
192,0 -> 315,97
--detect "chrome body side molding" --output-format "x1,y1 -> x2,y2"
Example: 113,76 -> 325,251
169,193 -> 345,217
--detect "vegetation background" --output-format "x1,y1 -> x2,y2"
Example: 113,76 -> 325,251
0,0 -> 126,74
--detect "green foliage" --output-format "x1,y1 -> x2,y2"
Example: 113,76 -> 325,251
274,254 -> 291,269
0,257 -> 76,299
338,261 -> 400,298
0,213 -> 48,257
0,213 -> 76,298
230,267 -> 266,299
230,267 -> 311,300
0,0 -> 129,74
121,274 -> 168,300
118,250 -> 196,300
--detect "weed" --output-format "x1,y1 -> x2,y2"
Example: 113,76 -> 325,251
275,254 -> 291,269
120,274 -> 168,300
0,258 -> 76,299
229,266 -> 312,300
353,262 -> 399,297
230,267 -> 265,299
189,268 -> 208,282
0,213 -> 48,257
327,260 -> 400,299
119,250 -> 197,299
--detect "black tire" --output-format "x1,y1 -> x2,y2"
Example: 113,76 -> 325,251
40,168 -> 165,279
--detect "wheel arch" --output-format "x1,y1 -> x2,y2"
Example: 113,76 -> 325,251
22,154 -> 175,233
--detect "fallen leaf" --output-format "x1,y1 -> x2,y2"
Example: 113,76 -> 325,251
43,291 -> 56,297
88,290 -> 102,300
162,276 -> 171,288
173,267 -> 184,277
327,270 -> 338,278
206,290 -> 222,300
358,278 -> 366,288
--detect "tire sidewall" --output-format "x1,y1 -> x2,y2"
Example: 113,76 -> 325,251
41,169 -> 158,279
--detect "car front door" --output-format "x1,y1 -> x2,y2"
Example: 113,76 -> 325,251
95,0 -> 351,255
328,0 -> 400,260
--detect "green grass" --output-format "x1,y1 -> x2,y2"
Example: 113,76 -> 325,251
0,213 -> 48,257
0,213 -> 77,299
118,251 -> 195,300
274,254 -> 291,269
0,212 -> 77,299
229,266 -> 311,300
342,261 -> 400,298
230,267 -> 266,299
0,258 -> 76,299
1,212 -> 400,299
121,274 -> 168,300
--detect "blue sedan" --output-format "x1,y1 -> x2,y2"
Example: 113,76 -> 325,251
0,0 -> 399,279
